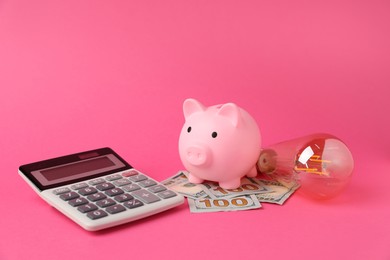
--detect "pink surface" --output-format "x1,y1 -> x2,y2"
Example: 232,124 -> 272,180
1,0 -> 389,259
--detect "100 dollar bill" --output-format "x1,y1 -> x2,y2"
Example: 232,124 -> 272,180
162,171 -> 207,199
254,179 -> 300,205
188,195 -> 262,213
199,177 -> 270,199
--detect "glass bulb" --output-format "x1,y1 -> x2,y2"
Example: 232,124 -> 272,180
258,133 -> 354,199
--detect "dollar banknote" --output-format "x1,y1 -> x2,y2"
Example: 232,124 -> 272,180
199,177 -> 270,199
162,171 -> 207,199
188,195 -> 262,213
254,179 -> 300,205
164,170 -> 300,213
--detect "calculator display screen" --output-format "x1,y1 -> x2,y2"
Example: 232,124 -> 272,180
30,154 -> 126,188
41,156 -> 115,181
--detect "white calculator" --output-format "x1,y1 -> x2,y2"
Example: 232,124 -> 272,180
19,147 -> 184,231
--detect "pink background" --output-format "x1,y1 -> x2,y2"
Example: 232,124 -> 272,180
1,0 -> 389,259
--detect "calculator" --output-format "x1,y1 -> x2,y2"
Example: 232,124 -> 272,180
19,147 -> 184,231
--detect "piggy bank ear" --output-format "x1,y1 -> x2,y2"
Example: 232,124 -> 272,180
183,98 -> 206,119
217,103 -> 240,127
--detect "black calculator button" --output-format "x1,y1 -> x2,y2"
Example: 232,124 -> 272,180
60,192 -> 79,201
105,188 -> 124,197
87,193 -> 107,202
106,204 -> 126,214
87,210 -> 108,220
78,187 -> 98,196
96,199 -> 116,208
96,183 -> 115,191
114,193 -> 134,203
69,197 -> 89,207
78,203 -> 98,213
123,199 -> 144,209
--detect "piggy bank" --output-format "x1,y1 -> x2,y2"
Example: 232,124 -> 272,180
178,98 -> 261,189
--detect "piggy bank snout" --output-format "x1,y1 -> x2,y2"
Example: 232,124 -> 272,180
185,145 -> 211,166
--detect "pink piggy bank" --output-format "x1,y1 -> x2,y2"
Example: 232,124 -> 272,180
178,98 -> 261,189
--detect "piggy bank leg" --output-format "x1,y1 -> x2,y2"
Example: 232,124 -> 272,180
219,179 -> 242,190
188,173 -> 204,184
246,166 -> 258,178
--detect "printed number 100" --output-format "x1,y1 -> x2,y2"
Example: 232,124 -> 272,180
198,198 -> 249,208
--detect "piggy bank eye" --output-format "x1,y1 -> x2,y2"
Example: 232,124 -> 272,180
187,126 -> 192,133
211,132 -> 218,138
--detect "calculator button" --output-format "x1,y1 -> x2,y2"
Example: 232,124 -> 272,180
87,210 -> 108,220
105,188 -> 124,197
88,178 -> 105,186
53,187 -> 71,195
87,193 -> 107,202
157,190 -> 177,199
148,185 -> 167,193
78,203 -> 98,213
106,204 -> 126,214
123,199 -> 144,209
105,174 -> 122,181
70,183 -> 88,190
96,199 -> 116,208
129,174 -> 148,182
132,190 -> 161,204
139,179 -> 157,188
69,197 -> 89,207
122,170 -> 139,177
114,193 -> 134,203
113,179 -> 132,186
96,183 -> 115,191
78,187 -> 98,196
60,192 -> 79,201
122,184 -> 141,192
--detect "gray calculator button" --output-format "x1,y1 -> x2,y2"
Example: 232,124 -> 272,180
105,188 -> 124,197
88,178 -> 105,186
96,199 -> 116,208
69,197 -> 88,207
96,183 -> 115,191
114,193 -> 134,203
132,190 -> 161,204
113,179 -> 132,186
139,179 -> 157,188
87,193 -> 107,202
157,190 -> 177,199
122,184 -> 141,192
106,204 -> 126,214
123,199 -> 144,209
129,174 -> 148,182
148,185 -> 167,193
105,174 -> 122,181
78,187 -> 98,196
87,210 -> 108,220
53,187 -> 71,195
60,192 -> 79,201
78,203 -> 98,213
70,183 -> 88,190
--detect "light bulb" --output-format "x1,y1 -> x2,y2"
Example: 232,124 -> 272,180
258,133 -> 354,199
